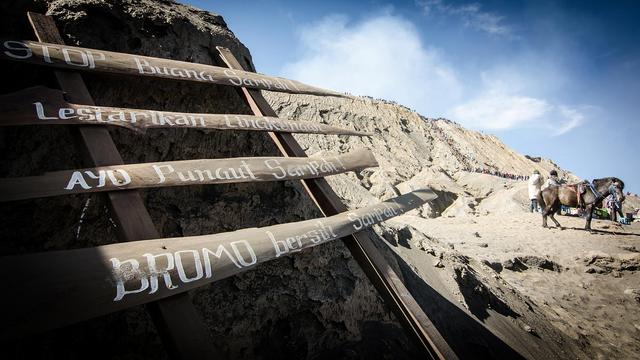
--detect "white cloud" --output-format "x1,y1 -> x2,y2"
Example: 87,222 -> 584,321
448,66 -> 588,135
554,106 -> 586,136
418,0 -> 510,35
283,12 -> 587,137
281,14 -> 462,115
451,94 -> 552,130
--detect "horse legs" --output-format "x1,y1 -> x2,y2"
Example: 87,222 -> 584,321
541,203 -> 548,227
548,212 -> 562,228
542,201 -> 561,228
585,204 -> 594,230
542,205 -> 553,228
609,205 -> 616,222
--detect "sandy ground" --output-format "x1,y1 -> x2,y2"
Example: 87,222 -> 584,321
387,211 -> 640,359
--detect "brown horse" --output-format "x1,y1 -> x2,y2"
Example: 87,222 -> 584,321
537,177 -> 625,230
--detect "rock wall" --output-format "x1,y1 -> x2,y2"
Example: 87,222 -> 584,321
0,1 -> 416,359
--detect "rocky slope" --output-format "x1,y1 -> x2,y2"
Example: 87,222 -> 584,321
265,93 -> 573,217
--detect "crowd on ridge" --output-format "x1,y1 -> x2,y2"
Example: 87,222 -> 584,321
466,167 -> 529,181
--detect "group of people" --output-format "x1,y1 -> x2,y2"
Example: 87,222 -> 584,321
527,169 -> 627,222
468,167 -> 529,181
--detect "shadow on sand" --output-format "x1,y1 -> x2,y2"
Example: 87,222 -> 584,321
566,227 -> 640,237
381,247 -> 527,360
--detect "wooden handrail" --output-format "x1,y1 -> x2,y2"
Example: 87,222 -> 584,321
0,190 -> 435,338
0,86 -> 369,135
0,150 -> 377,201
0,38 -> 344,97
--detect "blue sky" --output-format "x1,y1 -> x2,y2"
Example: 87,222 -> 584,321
187,0 -> 639,192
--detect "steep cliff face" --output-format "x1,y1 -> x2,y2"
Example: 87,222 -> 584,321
0,1 -> 416,359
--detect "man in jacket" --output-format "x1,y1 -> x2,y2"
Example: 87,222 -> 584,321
528,169 -> 543,212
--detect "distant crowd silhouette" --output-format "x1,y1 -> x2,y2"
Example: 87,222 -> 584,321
466,167 -> 529,181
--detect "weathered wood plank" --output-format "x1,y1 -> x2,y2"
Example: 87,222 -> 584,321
0,189 -> 436,339
0,150 -> 377,201
27,12 -> 221,359
216,47 -> 457,360
0,39 -> 345,97
0,86 -> 370,135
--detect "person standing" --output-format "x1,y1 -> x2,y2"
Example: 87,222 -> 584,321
606,184 -> 625,222
528,169 -> 543,212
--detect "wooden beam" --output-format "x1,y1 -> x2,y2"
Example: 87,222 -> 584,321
0,39 -> 345,97
0,149 -> 377,201
216,46 -> 459,360
27,12 -> 221,359
0,86 -> 370,135
0,190 -> 436,339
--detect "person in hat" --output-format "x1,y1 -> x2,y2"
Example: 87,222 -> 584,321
541,169 -> 561,191
528,169 -> 543,212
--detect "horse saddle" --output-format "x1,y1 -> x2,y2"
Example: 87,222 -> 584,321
569,181 -> 588,208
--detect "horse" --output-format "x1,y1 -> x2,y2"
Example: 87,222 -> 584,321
537,177 -> 625,230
